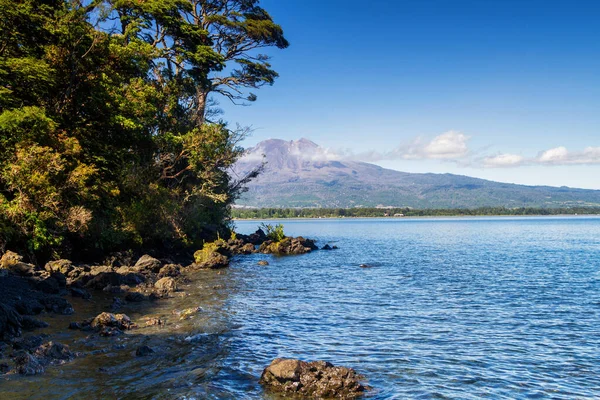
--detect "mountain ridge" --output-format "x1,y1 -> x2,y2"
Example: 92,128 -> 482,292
232,138 -> 600,208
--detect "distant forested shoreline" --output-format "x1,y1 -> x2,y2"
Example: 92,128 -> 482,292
232,207 -> 600,219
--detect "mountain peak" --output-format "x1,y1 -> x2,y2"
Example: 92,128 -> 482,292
234,138 -> 600,208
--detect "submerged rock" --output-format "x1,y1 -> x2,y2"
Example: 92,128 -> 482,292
257,260 -> 269,266
178,306 -> 201,320
135,345 -> 154,357
71,312 -> 135,336
259,358 -> 368,398
125,292 -> 146,302
34,341 -> 76,364
12,351 -> 44,375
90,312 -> 134,331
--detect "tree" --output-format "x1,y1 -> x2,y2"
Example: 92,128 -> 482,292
0,0 -> 287,258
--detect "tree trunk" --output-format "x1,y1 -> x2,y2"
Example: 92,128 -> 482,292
195,88 -> 208,127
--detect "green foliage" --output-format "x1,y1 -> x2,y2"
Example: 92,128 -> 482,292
193,239 -> 227,263
260,223 -> 286,242
0,0 -> 287,259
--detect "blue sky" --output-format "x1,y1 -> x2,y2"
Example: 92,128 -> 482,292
219,0 -> 600,189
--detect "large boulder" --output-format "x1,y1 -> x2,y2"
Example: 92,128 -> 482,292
44,259 -> 74,275
259,358 -> 367,398
133,255 -> 162,273
192,247 -> 229,269
154,277 -> 178,293
259,237 -> 318,255
74,312 -> 136,336
0,303 -> 22,340
1,251 -> 36,276
158,264 -> 181,278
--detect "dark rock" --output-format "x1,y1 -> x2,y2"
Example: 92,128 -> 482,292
12,335 -> 45,351
125,292 -> 146,302
359,264 -> 372,268
158,264 -> 181,278
50,272 -> 67,288
122,272 -> 145,286
34,341 -> 75,364
259,358 -> 367,398
41,296 -> 74,315
103,284 -> 130,294
71,287 -> 92,299
133,255 -> 162,273
104,251 -> 134,268
135,345 -> 154,357
110,297 -> 124,311
68,322 -> 82,330
0,303 -> 22,339
257,260 -> 269,266
0,363 -> 10,374
12,351 -> 44,375
21,316 -> 49,330
248,228 -> 267,245
85,272 -> 122,290
154,277 -> 178,293
15,298 -> 44,315
36,277 -> 60,294
321,244 -> 336,250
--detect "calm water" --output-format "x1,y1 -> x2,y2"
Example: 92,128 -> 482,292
2,217 -> 600,399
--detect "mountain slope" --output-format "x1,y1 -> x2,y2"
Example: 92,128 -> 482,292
232,138 -> 600,208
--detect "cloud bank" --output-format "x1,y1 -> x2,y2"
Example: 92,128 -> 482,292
347,131 -> 471,162
482,146 -> 600,168
241,134 -> 600,170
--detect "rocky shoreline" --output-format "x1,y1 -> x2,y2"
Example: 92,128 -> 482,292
0,229 -> 368,398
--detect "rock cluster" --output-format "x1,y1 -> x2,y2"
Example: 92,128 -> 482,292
259,358 -> 368,398
9,341 -> 76,375
259,236 -> 318,255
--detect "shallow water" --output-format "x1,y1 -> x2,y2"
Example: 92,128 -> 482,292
2,216 -> 600,399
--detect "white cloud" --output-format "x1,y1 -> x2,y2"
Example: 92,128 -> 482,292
538,146 -> 569,163
422,131 -> 470,159
483,153 -> 524,168
347,130 -> 471,162
536,146 -> 600,165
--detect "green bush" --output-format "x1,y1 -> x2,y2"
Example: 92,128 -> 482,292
260,223 -> 286,242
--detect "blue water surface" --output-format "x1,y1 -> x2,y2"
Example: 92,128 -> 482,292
221,217 -> 600,399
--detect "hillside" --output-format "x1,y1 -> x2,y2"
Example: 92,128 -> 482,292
232,138 -> 600,208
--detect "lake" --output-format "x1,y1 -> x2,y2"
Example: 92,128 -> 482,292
2,216 -> 599,399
